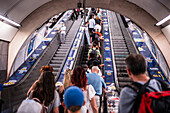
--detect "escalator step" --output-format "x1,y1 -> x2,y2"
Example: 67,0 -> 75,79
50,64 -> 61,68
59,46 -> 69,49
53,57 -> 64,60
51,60 -> 63,64
119,82 -> 131,87
114,51 -> 129,55
112,39 -> 125,41
115,60 -> 126,64
114,47 -> 127,49
56,51 -> 67,54
117,68 -> 127,73
113,44 -> 127,47
118,77 -> 132,82
53,68 -> 59,72
61,44 -> 71,46
115,57 -> 126,61
58,49 -> 68,51
82,61 -> 87,64
117,73 -> 128,77
114,54 -> 128,58
113,42 -> 126,45
53,72 -> 58,76
82,64 -> 87,68
114,49 -> 128,52
54,54 -> 66,57
83,57 -> 88,61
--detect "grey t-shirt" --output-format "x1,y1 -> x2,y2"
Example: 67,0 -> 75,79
118,79 -> 162,113
47,90 -> 60,113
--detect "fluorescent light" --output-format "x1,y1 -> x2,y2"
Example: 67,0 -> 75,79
156,15 -> 170,26
0,15 -> 21,27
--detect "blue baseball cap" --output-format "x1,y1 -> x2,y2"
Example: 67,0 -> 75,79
64,86 -> 84,109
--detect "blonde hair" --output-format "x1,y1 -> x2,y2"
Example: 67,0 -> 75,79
63,69 -> 73,89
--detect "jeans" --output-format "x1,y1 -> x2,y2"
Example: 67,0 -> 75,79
60,33 -> 66,43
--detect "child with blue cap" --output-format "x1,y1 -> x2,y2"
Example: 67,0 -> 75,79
63,86 -> 85,113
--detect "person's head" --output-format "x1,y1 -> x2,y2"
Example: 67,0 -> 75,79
40,65 -> 53,73
96,15 -> 99,19
32,71 -> 55,106
125,54 -> 147,76
89,15 -> 92,19
62,23 -> 65,26
96,18 -> 100,24
63,69 -> 73,90
71,66 -> 87,90
52,18 -> 57,23
96,29 -> 99,33
93,42 -> 97,48
63,86 -> 84,113
92,60 -> 99,67
91,66 -> 99,74
89,52 -> 95,59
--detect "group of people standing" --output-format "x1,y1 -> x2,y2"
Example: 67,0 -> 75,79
16,7 -> 170,113
17,64 -> 106,113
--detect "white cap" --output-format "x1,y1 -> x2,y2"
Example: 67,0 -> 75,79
17,99 -> 42,113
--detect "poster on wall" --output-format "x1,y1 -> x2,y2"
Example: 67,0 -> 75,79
27,35 -> 36,55
126,20 -> 169,83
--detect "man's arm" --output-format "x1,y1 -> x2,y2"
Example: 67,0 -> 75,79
101,77 -> 106,89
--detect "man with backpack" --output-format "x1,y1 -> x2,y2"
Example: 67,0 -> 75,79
118,53 -> 170,113
88,43 -> 101,60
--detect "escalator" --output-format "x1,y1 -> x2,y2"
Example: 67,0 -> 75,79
2,14 -> 83,113
108,11 -> 137,91
49,17 -> 83,78
80,45 -> 91,70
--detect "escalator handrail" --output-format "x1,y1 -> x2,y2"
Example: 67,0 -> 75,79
3,11 -> 72,87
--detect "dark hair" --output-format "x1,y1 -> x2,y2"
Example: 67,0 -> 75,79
69,106 -> 81,112
31,71 -> 55,106
89,15 -> 93,19
92,60 -> 99,67
93,43 -> 97,47
125,54 -> 147,76
90,52 -> 95,58
71,66 -> 87,90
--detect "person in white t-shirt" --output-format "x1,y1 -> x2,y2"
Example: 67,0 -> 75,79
94,22 -> 101,33
88,15 -> 96,35
59,23 -> 66,44
71,66 -> 98,113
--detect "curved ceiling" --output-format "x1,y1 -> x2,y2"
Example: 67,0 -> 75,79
0,0 -> 169,25
0,0 -> 169,75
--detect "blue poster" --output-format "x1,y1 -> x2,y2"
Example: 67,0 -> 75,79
4,10 -> 73,86
27,35 -> 36,55
126,20 -> 169,83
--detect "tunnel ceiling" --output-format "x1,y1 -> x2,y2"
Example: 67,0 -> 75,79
0,0 -> 169,24
1,0 -> 170,74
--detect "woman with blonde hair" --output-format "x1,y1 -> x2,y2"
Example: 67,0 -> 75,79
58,69 -> 73,113
63,69 -> 73,89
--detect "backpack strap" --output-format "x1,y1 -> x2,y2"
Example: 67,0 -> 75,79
133,79 -> 151,112
156,79 -> 170,91
124,82 -> 142,93
124,79 -> 151,113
